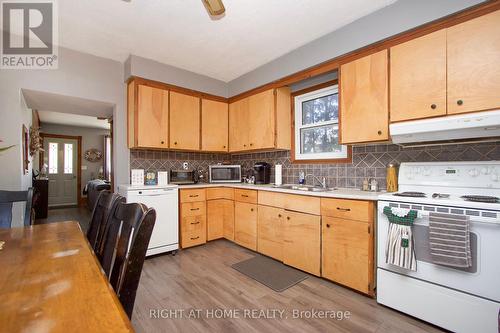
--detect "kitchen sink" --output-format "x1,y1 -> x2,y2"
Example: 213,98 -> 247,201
272,184 -> 336,192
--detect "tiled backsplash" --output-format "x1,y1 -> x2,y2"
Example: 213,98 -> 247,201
130,141 -> 500,190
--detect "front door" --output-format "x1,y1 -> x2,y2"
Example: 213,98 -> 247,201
43,137 -> 78,207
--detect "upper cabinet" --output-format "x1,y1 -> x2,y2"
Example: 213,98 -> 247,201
201,99 -> 228,152
169,91 -> 200,151
340,50 -> 389,144
390,30 -> 447,122
127,81 -> 169,149
229,87 -> 291,152
447,10 -> 500,115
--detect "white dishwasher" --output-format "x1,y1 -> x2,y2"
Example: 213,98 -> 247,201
118,185 -> 179,256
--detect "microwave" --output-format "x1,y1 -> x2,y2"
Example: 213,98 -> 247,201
169,170 -> 197,185
209,165 -> 241,183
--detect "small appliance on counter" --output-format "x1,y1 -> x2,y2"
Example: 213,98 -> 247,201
169,169 -> 197,185
209,165 -> 241,183
254,162 -> 271,184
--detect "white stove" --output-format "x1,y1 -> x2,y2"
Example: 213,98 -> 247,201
377,161 -> 500,333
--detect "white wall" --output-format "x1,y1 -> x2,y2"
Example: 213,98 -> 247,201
0,47 -> 128,195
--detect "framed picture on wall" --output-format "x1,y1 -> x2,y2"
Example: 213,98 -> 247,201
22,125 -> 29,175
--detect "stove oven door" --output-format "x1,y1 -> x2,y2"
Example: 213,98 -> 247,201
377,200 -> 500,303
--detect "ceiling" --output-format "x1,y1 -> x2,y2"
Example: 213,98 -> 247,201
59,0 -> 397,82
38,111 -> 110,130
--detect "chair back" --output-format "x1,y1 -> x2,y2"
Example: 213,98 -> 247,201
99,202 -> 148,279
114,208 -> 156,318
87,191 -> 124,252
0,188 -> 34,228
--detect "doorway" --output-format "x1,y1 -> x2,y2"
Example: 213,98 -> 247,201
40,134 -> 82,207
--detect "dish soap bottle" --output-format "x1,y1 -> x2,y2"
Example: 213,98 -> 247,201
298,171 -> 305,185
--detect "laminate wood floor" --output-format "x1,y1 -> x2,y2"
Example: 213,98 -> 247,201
132,240 -> 444,333
36,206 -> 91,232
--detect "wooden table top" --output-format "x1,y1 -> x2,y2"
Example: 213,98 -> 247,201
0,222 -> 134,333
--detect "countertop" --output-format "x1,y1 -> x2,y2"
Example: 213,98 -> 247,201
177,183 -> 382,201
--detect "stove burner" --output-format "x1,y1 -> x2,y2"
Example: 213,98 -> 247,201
393,192 -> 427,198
461,195 -> 500,203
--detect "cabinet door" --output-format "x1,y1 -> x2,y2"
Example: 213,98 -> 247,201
136,85 -> 169,148
447,10 -> 500,115
234,202 -> 257,250
257,205 -> 284,261
340,50 -> 389,144
207,199 -> 234,241
322,216 -> 374,295
229,98 -> 249,152
390,30 -> 447,122
248,89 -> 275,150
222,199 -> 235,241
283,211 -> 320,275
201,99 -> 228,152
170,91 -> 200,150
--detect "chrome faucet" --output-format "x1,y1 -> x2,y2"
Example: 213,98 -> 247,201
305,174 -> 327,189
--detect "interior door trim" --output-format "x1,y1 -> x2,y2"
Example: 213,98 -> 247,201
40,133 -> 83,206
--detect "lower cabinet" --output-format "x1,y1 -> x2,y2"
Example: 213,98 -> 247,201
207,199 -> 234,241
180,201 -> 207,248
234,201 -> 257,250
257,205 -> 284,261
282,210 -> 321,276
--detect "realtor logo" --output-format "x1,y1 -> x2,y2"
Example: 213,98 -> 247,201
1,0 -> 58,69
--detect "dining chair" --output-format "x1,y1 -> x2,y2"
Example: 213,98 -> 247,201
86,191 -> 124,253
0,188 -> 34,228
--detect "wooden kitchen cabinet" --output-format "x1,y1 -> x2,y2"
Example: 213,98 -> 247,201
282,210 -> 321,276
447,10 -> 500,115
127,81 -> 169,149
207,199 -> 234,241
201,99 -> 229,152
169,91 -> 200,150
234,202 -> 257,250
322,216 -> 374,295
390,30 -> 447,122
180,189 -> 207,248
229,87 -> 291,152
257,205 -> 284,261
340,50 -> 389,144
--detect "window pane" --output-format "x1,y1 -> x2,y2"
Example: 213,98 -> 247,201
48,142 -> 58,174
64,143 -> 73,174
300,125 -> 342,154
301,93 -> 338,125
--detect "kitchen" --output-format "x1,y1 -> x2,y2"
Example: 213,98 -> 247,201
1,1 -> 499,333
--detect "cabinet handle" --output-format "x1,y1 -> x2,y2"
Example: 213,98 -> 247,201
326,224 -> 331,228
250,143 -> 253,146
161,140 -> 165,144
336,207 -> 351,212
190,208 -> 200,211
174,141 -> 178,145
430,104 -> 437,110
278,214 -> 282,218
223,145 -> 226,148
190,236 -> 200,240
243,144 -> 247,147
190,221 -> 200,225
250,208 -> 254,212
377,130 -> 382,135
287,216 -> 290,220
241,194 -> 249,197
189,194 -> 199,198
457,100 -> 464,106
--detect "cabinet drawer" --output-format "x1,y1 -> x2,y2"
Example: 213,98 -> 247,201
180,189 -> 206,203
320,198 -> 374,222
234,189 -> 257,204
258,191 -> 320,215
181,229 -> 206,248
181,215 -> 206,233
181,202 -> 206,217
206,188 -> 234,200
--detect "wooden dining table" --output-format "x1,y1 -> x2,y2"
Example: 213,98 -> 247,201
0,221 -> 134,332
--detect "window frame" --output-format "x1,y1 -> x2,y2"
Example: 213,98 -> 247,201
291,80 -> 352,164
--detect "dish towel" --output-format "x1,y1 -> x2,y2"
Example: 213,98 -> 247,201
383,206 -> 417,271
428,212 -> 472,268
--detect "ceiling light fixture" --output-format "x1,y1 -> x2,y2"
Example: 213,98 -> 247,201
202,0 -> 225,16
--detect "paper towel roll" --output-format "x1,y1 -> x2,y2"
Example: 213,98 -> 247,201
275,164 -> 282,186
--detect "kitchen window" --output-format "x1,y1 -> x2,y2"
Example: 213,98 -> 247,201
293,84 -> 349,162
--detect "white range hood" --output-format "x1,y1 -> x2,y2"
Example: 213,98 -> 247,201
390,110 -> 500,145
